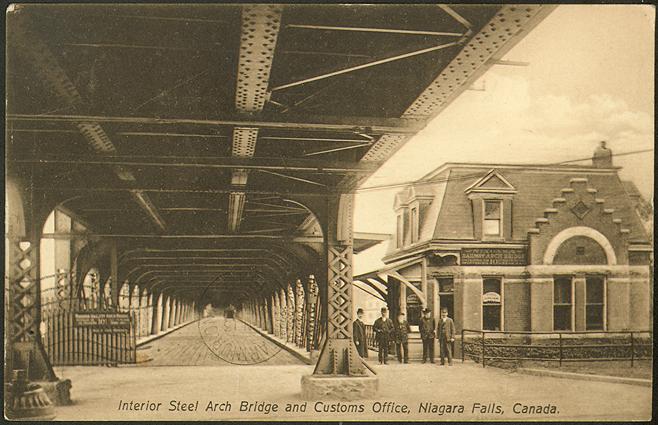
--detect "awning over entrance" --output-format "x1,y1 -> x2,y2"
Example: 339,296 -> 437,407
353,255 -> 426,305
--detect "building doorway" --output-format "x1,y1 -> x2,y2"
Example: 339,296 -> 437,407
437,277 -> 455,319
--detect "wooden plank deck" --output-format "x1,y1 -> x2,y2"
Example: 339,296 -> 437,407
136,316 -> 302,366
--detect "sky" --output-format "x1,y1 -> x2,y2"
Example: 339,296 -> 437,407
353,5 -> 655,275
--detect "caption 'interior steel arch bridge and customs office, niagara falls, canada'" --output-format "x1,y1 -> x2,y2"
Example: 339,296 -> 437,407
4,3 -> 652,420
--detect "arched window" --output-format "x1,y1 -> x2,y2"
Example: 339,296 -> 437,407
553,236 -> 608,265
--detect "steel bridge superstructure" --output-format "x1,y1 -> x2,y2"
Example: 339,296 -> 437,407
5,3 -> 555,404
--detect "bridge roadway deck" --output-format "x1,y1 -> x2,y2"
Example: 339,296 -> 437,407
48,316 -> 652,421
136,316 -> 302,366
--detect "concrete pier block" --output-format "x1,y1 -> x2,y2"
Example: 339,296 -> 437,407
36,378 -> 72,405
300,375 -> 378,400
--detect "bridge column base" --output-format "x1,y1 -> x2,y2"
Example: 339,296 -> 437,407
36,379 -> 72,405
301,338 -> 378,400
301,375 -> 378,400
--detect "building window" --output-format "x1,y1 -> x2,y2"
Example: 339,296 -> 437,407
586,276 -> 605,330
484,200 -> 502,236
482,277 -> 502,331
553,277 -> 573,331
396,214 -> 403,248
410,207 -> 418,243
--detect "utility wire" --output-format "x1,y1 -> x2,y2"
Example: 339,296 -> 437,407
356,148 -> 654,193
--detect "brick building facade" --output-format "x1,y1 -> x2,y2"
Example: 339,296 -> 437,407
356,144 -> 652,338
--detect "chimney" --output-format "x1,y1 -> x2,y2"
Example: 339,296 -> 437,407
592,141 -> 613,168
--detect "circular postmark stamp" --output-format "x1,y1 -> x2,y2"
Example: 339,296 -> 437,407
197,282 -> 283,365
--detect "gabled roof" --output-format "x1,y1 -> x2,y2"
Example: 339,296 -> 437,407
464,169 -> 517,194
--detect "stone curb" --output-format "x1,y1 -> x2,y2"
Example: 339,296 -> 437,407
240,319 -> 314,365
517,367 -> 652,387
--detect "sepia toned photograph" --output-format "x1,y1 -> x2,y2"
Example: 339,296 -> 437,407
4,3 -> 654,421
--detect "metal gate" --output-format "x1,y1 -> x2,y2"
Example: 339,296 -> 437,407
41,306 -> 136,366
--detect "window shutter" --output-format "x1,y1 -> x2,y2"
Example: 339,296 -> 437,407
472,198 -> 483,240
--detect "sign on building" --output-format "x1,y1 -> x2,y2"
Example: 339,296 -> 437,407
461,248 -> 527,266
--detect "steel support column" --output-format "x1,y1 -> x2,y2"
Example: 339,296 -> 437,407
272,292 -> 280,337
161,295 -> 170,331
279,288 -> 287,341
110,242 -> 119,307
286,284 -> 295,343
312,194 -> 366,375
151,293 -> 162,335
170,298 -> 178,327
266,297 -> 274,334
261,299 -> 266,330
141,292 -> 151,337
305,275 -> 319,352
171,299 -> 178,326
294,279 -> 305,347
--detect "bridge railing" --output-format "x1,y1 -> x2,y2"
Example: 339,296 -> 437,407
461,328 -> 653,368
41,303 -> 136,366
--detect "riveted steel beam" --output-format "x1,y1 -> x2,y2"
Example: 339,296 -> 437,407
230,5 -> 282,232
8,113 -> 420,134
360,5 -> 556,164
14,153 -> 380,173
12,16 -> 167,232
235,4 -> 282,112
228,192 -> 246,232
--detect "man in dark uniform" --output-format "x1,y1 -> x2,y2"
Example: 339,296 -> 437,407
394,312 -> 411,363
372,307 -> 394,364
352,308 -> 368,358
419,308 -> 436,363
437,307 -> 456,366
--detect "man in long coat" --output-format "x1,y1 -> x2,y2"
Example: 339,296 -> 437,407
352,308 -> 368,358
419,308 -> 436,363
437,307 -> 456,365
394,312 -> 411,363
372,307 -> 394,364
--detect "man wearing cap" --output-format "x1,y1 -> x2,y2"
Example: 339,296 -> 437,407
372,307 -> 394,364
352,308 -> 368,358
394,312 -> 411,363
419,308 -> 436,363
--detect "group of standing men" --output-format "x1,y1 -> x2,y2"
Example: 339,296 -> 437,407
352,306 -> 455,365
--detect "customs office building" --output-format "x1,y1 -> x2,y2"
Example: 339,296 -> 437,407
355,143 -> 652,337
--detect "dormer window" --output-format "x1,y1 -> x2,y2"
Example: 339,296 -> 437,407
484,200 -> 502,236
465,169 -> 516,241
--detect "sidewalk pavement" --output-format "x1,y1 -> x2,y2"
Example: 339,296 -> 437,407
51,360 -> 651,421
